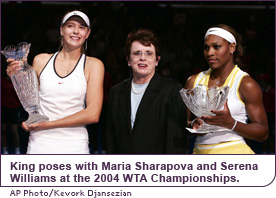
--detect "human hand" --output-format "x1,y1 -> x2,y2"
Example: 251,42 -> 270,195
201,100 -> 235,129
191,118 -> 203,129
6,58 -> 22,77
22,121 -> 49,132
188,118 -> 208,136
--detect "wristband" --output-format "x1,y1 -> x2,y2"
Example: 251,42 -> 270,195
231,120 -> 237,131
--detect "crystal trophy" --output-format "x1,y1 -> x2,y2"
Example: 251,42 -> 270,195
1,42 -> 49,125
180,84 -> 229,133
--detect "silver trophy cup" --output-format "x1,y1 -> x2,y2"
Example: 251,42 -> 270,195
180,84 -> 229,133
1,42 -> 49,125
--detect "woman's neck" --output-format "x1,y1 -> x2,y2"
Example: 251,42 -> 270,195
60,48 -> 82,61
209,63 -> 235,87
133,73 -> 154,84
211,63 -> 235,79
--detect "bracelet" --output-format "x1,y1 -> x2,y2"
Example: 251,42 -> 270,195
231,120 -> 238,131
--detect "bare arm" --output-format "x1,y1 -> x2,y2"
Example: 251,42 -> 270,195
202,76 -> 268,141
235,76 -> 268,141
6,53 -> 51,77
32,53 -> 52,76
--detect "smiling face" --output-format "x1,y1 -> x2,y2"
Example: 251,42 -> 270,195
204,35 -> 235,70
60,16 -> 91,50
128,41 -> 160,83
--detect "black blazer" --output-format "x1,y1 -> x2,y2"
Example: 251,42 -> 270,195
106,73 -> 187,154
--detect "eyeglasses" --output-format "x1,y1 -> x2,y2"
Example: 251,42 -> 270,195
131,51 -> 155,58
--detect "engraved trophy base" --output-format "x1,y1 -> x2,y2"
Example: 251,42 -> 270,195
25,111 -> 49,126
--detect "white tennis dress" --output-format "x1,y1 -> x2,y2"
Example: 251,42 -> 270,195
26,52 -> 90,154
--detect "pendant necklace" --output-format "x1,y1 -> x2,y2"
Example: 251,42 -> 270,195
212,74 -> 226,86
60,60 -> 70,74
58,55 -> 71,75
215,77 -> 226,86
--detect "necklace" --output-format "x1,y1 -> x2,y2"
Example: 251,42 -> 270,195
60,60 -> 70,74
212,75 -> 226,86
131,80 -> 147,94
57,54 -> 71,75
215,77 -> 227,85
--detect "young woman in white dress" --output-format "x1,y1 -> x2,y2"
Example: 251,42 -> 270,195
6,10 -> 104,154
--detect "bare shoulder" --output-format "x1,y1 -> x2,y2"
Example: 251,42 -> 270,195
86,56 -> 104,67
85,56 -> 104,72
33,53 -> 53,71
33,53 -> 53,64
240,75 -> 262,101
84,56 -> 104,81
240,75 -> 260,91
184,74 -> 198,89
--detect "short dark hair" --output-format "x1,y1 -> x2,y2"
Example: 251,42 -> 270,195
126,28 -> 160,61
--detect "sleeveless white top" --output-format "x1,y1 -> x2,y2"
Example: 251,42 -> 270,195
193,65 -> 249,145
27,52 -> 89,154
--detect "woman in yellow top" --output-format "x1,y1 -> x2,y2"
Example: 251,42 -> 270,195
185,24 -> 268,154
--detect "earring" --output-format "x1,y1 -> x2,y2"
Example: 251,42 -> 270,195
230,52 -> 234,55
85,40 -> 87,51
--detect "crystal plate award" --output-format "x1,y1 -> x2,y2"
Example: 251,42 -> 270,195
1,42 -> 49,125
180,84 -> 229,134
